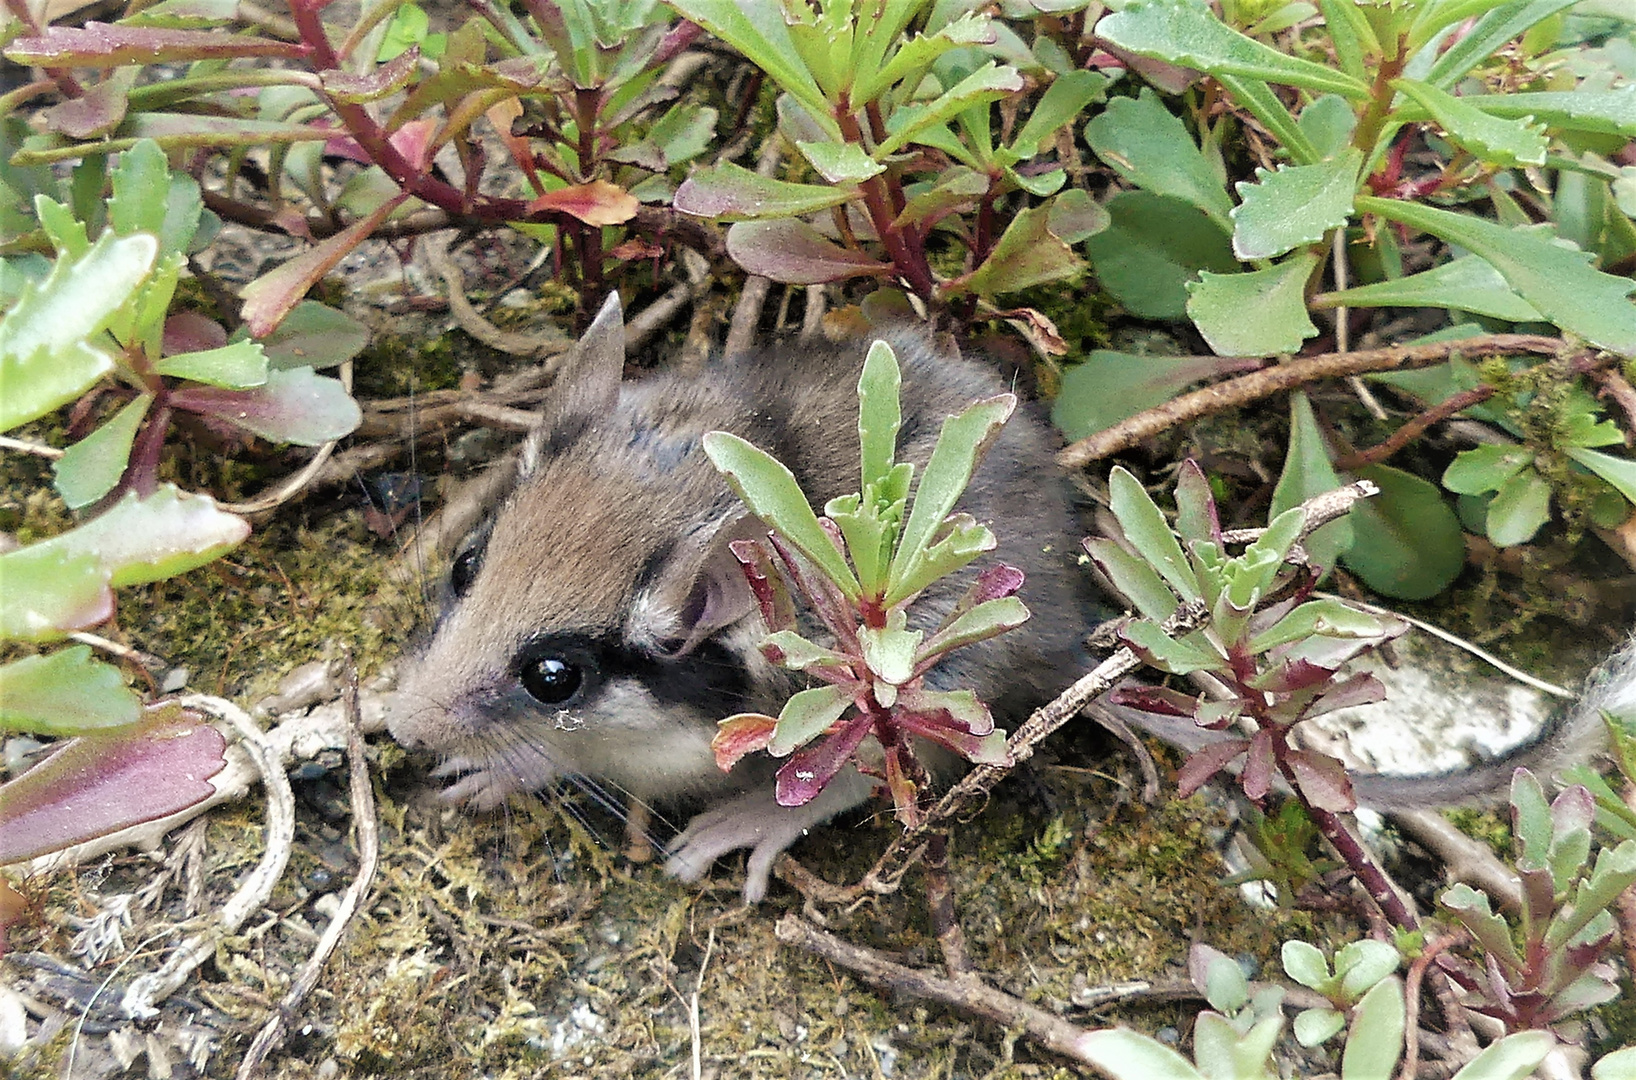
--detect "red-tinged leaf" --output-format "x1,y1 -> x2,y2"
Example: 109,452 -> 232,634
0,704 -> 226,865
711,712 -> 777,772
1286,750 -> 1356,811
726,220 -> 892,285
1110,684 -> 1199,717
775,712 -> 873,807
4,22 -> 308,66
728,538 -> 796,632
528,180 -> 639,227
39,75 -> 130,138
896,686 -> 996,735
320,47 -> 418,103
170,366 -> 360,445
674,163 -> 854,221
163,311 -> 227,356
385,117 -> 437,171
1305,671 -> 1388,719
991,306 -> 1069,356
486,97 -> 539,191
1176,737 -> 1249,797
1242,728 -> 1277,801
896,709 -> 1011,765
239,192 -> 406,337
1248,657 -> 1335,694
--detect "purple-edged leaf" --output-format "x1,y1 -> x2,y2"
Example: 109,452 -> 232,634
1305,671 -> 1388,718
676,163 -> 855,221
0,705 -> 226,865
163,311 -> 227,356
760,630 -> 849,672
239,193 -> 406,337
0,647 -> 141,734
0,546 -> 111,642
171,365 -> 361,445
4,23 -> 308,66
154,340 -> 268,388
725,220 -> 892,285
254,300 -> 368,371
767,684 -> 854,757
35,484 -> 248,588
918,597 -> 1028,665
728,539 -> 796,632
711,712 -> 777,772
897,709 -> 1010,764
1544,969 -> 1620,1021
320,47 -> 419,103
1241,728 -> 1277,801
1440,883 -> 1524,971
898,687 -> 995,736
776,712 -> 874,807
1176,738 -> 1249,797
39,73 -> 131,138
1110,684 -> 1199,718
1174,459 -> 1221,544
1248,657 -> 1336,694
52,394 -> 152,510
1286,750 -> 1356,811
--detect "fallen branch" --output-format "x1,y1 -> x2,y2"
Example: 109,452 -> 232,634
1056,334 -> 1567,468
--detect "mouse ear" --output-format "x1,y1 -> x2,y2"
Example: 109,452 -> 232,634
523,292 -> 625,471
636,512 -> 764,657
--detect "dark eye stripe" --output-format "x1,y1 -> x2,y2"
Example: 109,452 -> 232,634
512,632 -> 752,714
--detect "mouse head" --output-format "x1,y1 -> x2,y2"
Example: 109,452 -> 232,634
388,294 -> 763,803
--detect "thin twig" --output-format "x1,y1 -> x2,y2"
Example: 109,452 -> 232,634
1056,334 -> 1567,468
1312,592 -> 1573,699
66,631 -> 167,672
426,231 -> 575,360
0,433 -> 64,459
236,655 -> 378,1077
690,927 -> 714,1080
723,136 -> 786,357
775,914 -> 1109,1066
118,696 -> 295,1020
1399,932 -> 1467,1080
1332,385 -> 1497,470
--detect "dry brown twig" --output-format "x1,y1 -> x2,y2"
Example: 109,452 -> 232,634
1056,333 -> 1567,468
236,654 -> 379,1079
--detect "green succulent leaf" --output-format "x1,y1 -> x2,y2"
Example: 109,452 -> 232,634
1187,252 -> 1321,357
960,204 -> 1085,299
110,139 -> 173,238
767,683 -> 854,757
1108,466 -> 1201,602
1077,1028 -> 1205,1080
1420,0 -> 1582,89
0,545 -> 111,642
32,484 -> 250,588
1271,392 -> 1354,575
1566,447 -> 1636,506
170,366 -> 360,445
52,393 -> 152,510
1010,69 -> 1108,155
705,431 -> 861,599
875,62 -> 1025,158
1391,79 -> 1548,168
1341,464 -> 1465,600
1486,469 -> 1553,547
1443,1031 -> 1555,1080
1341,976 -> 1405,1080
1294,1007 -> 1346,1047
0,230 -> 157,432
796,140 -> 885,184
885,394 -> 1014,606
0,646 -> 141,734
1096,0 -> 1369,99
1416,89 -> 1636,138
253,300 -> 370,371
1122,618 -> 1221,674
1443,444 -> 1537,495
153,340 -> 269,388
1231,149 -> 1361,260
761,630 -> 849,672
1281,940 -> 1332,989
1085,90 -> 1234,231
1082,539 -> 1180,622
665,0 -> 833,127
1316,255 -> 1543,323
1357,196 -> 1636,357
859,612 -> 922,686
1085,191 -> 1239,320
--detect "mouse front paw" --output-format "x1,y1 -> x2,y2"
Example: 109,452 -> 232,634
663,769 -> 874,902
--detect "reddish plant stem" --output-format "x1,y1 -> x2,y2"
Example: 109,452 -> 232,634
835,101 -> 936,302
1332,385 -> 1496,470
923,832 -> 970,974
1282,756 -> 1420,931
287,0 -> 522,221
1398,932 -> 1467,1080
4,0 -> 84,97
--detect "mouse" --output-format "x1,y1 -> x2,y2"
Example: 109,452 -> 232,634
387,293 -> 1092,901
388,292 -> 1627,901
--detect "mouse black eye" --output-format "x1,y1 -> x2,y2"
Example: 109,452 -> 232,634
450,546 -> 482,597
520,655 -> 583,705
